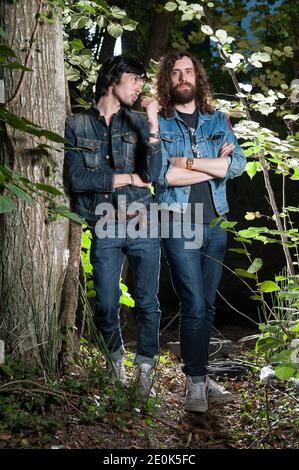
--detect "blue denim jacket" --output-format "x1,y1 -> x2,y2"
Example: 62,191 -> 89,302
65,106 -> 162,222
156,110 -> 246,215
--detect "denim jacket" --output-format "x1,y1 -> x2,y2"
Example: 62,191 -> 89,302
65,106 -> 162,222
156,110 -> 246,215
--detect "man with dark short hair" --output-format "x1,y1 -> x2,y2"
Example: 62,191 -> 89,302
156,51 -> 246,412
64,56 -> 162,395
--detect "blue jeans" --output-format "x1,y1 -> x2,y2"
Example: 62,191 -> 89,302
162,222 -> 227,376
90,216 -> 161,367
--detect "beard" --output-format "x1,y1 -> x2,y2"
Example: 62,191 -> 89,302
171,82 -> 196,104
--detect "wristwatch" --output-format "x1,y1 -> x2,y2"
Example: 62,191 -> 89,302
186,157 -> 194,170
148,131 -> 160,140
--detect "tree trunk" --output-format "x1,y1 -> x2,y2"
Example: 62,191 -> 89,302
145,7 -> 174,65
97,30 -> 116,63
0,1 -> 73,370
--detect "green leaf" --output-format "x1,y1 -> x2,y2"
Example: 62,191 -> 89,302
274,365 -> 296,381
182,12 -> 194,21
66,67 -> 81,82
164,2 -> 178,11
291,167 -> 299,181
159,355 -> 168,365
220,220 -> 238,229
0,106 -> 66,144
110,6 -> 127,19
96,16 -> 106,28
120,282 -> 128,293
285,206 -> 299,212
120,294 -> 135,307
270,349 -> 293,363
234,268 -> 256,279
6,184 -> 35,206
0,195 -> 16,213
39,129 -> 65,144
255,336 -> 283,353
35,183 -> 63,196
209,216 -> 222,228
70,39 -> 85,51
0,165 -> 13,179
246,161 -> 261,179
70,14 -> 89,30
228,248 -> 248,254
0,44 -> 17,58
237,229 -> 258,238
0,62 -> 32,71
87,289 -> 96,298
260,280 -> 280,293
121,18 -> 138,31
81,230 -> 92,249
247,258 -> 263,274
250,295 -> 263,301
107,22 -> 123,38
54,205 -> 85,224
0,27 -> 5,38
233,236 -> 252,245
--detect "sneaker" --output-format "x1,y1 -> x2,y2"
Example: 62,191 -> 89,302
207,377 -> 234,404
107,359 -> 127,386
136,363 -> 156,397
185,376 -> 208,412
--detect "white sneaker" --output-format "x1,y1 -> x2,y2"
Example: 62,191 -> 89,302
137,363 -> 156,397
207,377 -> 234,403
185,376 -> 208,412
107,359 -> 127,386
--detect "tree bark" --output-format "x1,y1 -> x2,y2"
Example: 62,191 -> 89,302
145,6 -> 174,65
97,30 -> 116,64
0,1 -> 73,369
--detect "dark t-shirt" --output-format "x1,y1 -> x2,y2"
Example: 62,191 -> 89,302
177,109 -> 217,224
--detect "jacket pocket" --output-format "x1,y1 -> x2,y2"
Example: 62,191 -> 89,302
206,131 -> 225,157
77,137 -> 102,171
122,132 -> 139,170
160,133 -> 181,156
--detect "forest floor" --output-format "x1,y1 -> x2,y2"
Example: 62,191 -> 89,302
0,325 -> 298,450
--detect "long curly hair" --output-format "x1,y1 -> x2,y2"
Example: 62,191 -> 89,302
156,51 -> 213,117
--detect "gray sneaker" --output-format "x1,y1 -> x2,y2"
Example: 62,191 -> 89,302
137,363 -> 156,397
207,377 -> 234,403
107,359 -> 127,386
185,376 -> 208,412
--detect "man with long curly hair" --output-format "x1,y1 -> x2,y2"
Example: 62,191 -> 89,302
156,51 -> 246,412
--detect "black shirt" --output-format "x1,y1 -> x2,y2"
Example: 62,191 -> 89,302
177,109 -> 217,224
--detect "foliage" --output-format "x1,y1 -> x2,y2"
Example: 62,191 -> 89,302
81,227 -> 135,307
0,42 -> 85,224
62,0 -> 138,101
163,0 -> 299,383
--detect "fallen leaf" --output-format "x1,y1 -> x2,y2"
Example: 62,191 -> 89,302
186,432 -> 193,446
0,433 -> 11,441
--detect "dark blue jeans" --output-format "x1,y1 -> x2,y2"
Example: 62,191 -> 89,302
162,222 -> 227,376
90,216 -> 161,367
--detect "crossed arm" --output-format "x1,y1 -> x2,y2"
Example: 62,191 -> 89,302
165,142 -> 234,186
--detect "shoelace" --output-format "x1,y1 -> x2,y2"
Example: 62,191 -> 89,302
188,382 -> 207,400
111,361 -> 127,383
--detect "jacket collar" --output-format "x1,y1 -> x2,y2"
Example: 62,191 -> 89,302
90,100 -> 132,119
163,109 -> 214,122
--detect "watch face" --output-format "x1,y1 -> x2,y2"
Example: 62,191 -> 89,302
186,158 -> 193,169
